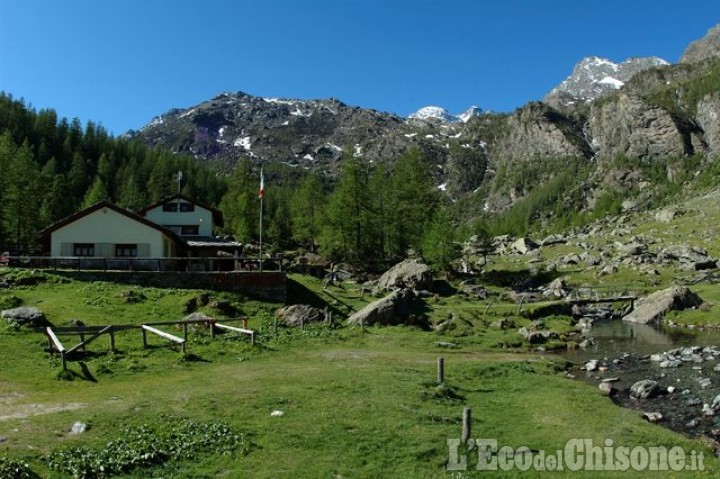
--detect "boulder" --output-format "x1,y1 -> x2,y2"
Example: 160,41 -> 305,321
209,300 -> 237,316
184,311 -> 213,322
543,278 -> 568,299
511,237 -> 538,255
621,200 -> 639,212
561,253 -> 581,265
599,264 -> 619,276
1,307 -> 51,327
375,258 -> 432,292
623,285 -> 703,324
70,422 -> 89,434
347,288 -> 419,326
540,234 -> 567,246
276,304 -> 326,327
598,382 -> 614,397
642,412 -> 663,423
661,244 -> 712,264
654,207 -> 680,223
518,327 -> 559,344
617,242 -> 647,256
630,380 -> 659,399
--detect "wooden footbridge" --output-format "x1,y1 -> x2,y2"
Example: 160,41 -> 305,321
563,288 -> 638,308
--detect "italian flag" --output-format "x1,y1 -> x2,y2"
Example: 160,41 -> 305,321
258,169 -> 265,198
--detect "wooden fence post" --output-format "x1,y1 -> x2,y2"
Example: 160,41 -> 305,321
183,323 -> 188,343
462,407 -> 472,443
142,328 -> 147,348
437,357 -> 445,384
109,331 -> 115,352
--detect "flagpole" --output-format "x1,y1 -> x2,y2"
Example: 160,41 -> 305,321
259,168 -> 264,272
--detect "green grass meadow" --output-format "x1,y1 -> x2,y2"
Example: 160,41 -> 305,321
0,269 -> 719,478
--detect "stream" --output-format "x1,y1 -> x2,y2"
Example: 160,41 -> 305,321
559,320 -> 720,444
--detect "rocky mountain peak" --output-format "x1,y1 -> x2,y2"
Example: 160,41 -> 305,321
408,106 -> 459,123
680,23 -> 720,64
458,106 -> 483,123
543,55 -> 669,108
408,105 -> 483,124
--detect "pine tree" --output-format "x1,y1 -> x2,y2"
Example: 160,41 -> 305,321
291,172 -> 325,252
387,147 -> 439,257
368,163 -> 392,261
422,208 -> 459,272
82,176 -> 110,208
320,157 -> 374,262
219,159 -> 258,242
0,134 -> 43,252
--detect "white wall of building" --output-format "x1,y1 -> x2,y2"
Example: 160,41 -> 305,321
51,207 -> 174,257
144,200 -> 214,236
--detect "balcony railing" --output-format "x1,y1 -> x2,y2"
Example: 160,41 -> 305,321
0,255 -> 283,272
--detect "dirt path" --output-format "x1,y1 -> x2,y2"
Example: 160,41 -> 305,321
0,390 -> 87,421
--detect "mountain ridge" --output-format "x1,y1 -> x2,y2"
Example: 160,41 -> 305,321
127,22 -> 720,212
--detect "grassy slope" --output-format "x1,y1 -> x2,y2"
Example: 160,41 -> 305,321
1,267 -> 719,478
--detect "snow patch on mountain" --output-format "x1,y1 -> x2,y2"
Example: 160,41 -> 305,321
544,55 -> 669,106
458,106 -> 483,123
234,136 -> 251,150
408,105 -> 483,124
409,106 -> 458,123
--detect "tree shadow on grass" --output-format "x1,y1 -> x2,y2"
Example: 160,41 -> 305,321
432,279 -> 457,297
287,278 -> 345,316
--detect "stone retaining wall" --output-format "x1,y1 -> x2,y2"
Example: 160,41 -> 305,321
54,271 -> 287,302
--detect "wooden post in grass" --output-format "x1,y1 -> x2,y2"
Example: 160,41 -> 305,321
142,328 -> 147,348
109,330 -> 116,352
437,357 -> 445,384
210,319 -> 216,339
462,407 -> 472,443
183,322 -> 188,343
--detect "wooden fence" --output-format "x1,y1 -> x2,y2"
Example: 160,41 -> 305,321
41,317 -> 256,370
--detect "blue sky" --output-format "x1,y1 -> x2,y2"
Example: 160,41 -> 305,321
0,0 -> 716,135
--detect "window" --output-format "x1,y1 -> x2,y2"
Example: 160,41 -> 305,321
181,225 -> 199,235
115,244 -> 138,257
163,203 -> 178,212
179,202 -> 195,212
74,243 -> 94,257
